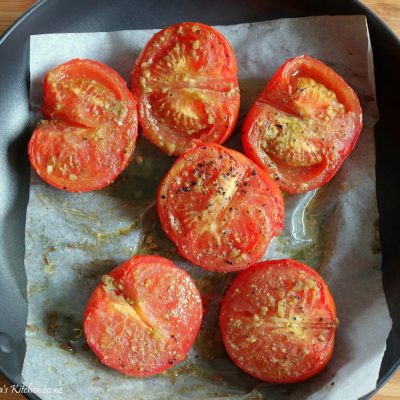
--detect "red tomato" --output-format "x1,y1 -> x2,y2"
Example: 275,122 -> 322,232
83,255 -> 202,377
28,59 -> 138,192
131,22 -> 240,156
220,259 -> 337,383
157,143 -> 284,272
242,55 -> 363,194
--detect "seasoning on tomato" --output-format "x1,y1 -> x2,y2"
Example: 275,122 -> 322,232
220,259 -> 338,383
242,55 -> 363,194
157,143 -> 284,272
28,59 -> 138,192
83,255 -> 202,377
131,22 -> 240,156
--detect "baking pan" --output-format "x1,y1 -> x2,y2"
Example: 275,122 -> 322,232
0,0 -> 399,398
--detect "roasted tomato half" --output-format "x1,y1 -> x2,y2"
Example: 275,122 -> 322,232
84,255 -> 202,377
28,59 -> 138,192
157,143 -> 284,272
242,55 -> 363,193
131,22 -> 240,156
220,259 -> 338,383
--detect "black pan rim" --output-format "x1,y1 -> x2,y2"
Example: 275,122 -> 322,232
0,1 -> 398,399
352,0 -> 400,47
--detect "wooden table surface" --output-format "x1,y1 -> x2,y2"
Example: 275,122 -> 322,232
0,0 -> 399,399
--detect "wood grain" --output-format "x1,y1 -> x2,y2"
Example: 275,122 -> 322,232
363,0 -> 400,36
375,372 -> 400,400
0,0 -> 35,34
0,1 -> 399,399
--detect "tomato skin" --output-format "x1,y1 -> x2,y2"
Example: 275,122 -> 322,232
242,55 -> 363,194
28,59 -> 138,192
131,22 -> 240,156
157,143 -> 284,272
220,259 -> 337,383
83,255 -> 202,377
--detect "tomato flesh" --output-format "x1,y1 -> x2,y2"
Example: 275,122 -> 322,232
157,143 -> 284,272
28,59 -> 138,192
220,259 -> 337,383
131,22 -> 240,156
242,55 -> 363,193
83,255 -> 202,377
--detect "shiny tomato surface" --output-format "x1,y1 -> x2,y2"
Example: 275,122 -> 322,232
242,55 -> 362,193
29,59 -> 138,192
157,143 -> 284,272
131,22 -> 240,156
84,255 -> 202,377
220,259 -> 337,383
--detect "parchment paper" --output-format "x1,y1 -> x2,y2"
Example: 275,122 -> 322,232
23,16 -> 391,400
